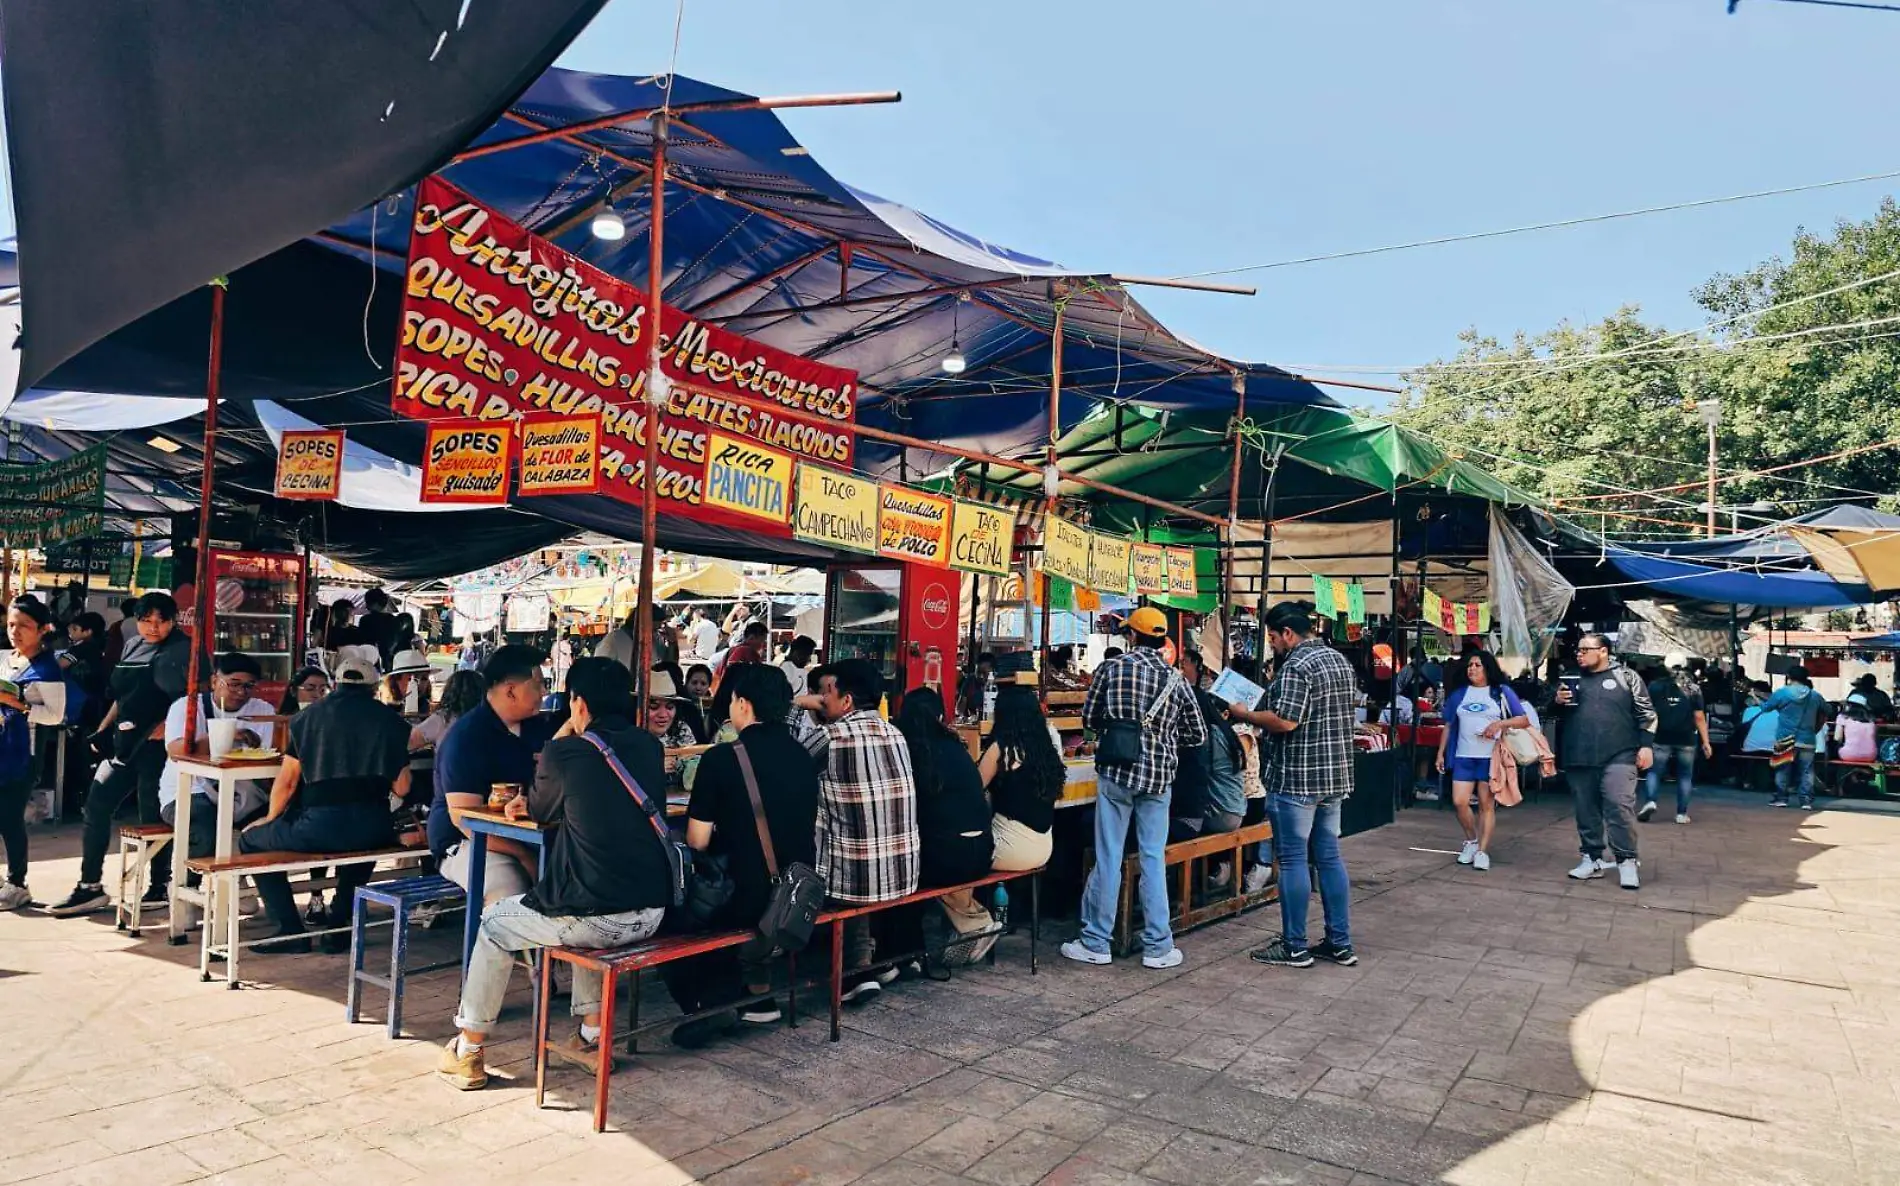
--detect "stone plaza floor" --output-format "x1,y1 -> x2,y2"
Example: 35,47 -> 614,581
5,786 -> 1900,1185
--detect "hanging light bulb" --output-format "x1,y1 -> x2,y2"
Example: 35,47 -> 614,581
591,208 -> 626,241
941,293 -> 967,373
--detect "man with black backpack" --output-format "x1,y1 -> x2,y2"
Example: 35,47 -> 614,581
439,657 -> 672,1092
1642,653 -> 1712,825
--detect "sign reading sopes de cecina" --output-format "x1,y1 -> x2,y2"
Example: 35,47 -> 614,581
702,432 -> 793,523
516,413 -> 601,496
793,464 -> 879,554
420,420 -> 512,505
274,430 -> 344,501
392,176 -> 857,532
877,487 -> 953,566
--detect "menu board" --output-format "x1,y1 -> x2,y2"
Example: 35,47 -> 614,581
1088,533 -> 1133,598
1041,517 -> 1092,586
1131,543 -> 1168,595
516,413 -> 601,496
792,464 -> 879,554
1164,546 -> 1200,599
274,430 -> 344,500
701,432 -> 794,523
950,501 -> 1014,576
420,420 -> 512,505
877,487 -> 953,566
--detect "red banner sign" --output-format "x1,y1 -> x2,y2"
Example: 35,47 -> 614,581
393,177 -> 857,532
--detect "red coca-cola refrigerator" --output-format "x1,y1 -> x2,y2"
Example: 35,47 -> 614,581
822,560 -> 959,712
205,549 -> 306,706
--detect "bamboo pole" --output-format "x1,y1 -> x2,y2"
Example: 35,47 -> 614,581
634,116 -> 667,718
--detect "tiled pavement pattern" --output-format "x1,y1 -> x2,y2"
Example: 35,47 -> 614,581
5,788 -> 1900,1184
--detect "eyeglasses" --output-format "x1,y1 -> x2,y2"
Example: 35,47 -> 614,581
1576,645 -> 1606,653
223,678 -> 258,692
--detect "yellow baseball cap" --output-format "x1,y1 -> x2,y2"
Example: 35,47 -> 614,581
1123,606 -> 1168,638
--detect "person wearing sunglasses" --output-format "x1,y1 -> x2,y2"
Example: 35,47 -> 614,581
152,651 -> 279,898
1554,633 -> 1656,890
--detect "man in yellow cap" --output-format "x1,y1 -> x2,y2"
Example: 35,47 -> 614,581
1063,606 -> 1206,970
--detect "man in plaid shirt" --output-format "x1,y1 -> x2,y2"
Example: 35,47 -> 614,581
1063,607 -> 1207,970
809,658 -> 919,1003
1229,601 -> 1359,969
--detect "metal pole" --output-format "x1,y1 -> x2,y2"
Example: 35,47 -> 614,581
1222,374 -> 1246,643
1707,418 -> 1718,538
454,91 -> 904,161
184,283 -> 225,752
634,115 -> 668,721
1038,302 -> 1063,699
1390,491 -> 1408,808
1256,443 -> 1285,626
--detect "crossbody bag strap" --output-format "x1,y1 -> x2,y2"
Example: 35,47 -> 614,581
581,731 -> 673,847
732,740 -> 780,879
1140,665 -> 1179,727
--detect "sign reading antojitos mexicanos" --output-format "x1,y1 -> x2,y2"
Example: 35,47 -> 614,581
392,176 -> 857,532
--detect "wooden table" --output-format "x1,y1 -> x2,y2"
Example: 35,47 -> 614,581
167,752 -> 287,950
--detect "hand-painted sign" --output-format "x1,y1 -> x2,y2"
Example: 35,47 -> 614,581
877,487 -> 953,566
1164,546 -> 1200,599
1088,533 -> 1133,598
702,432 -> 794,523
516,413 -> 601,496
393,176 -> 857,531
792,464 -> 879,554
1040,517 -> 1092,587
0,445 -> 105,547
273,430 -> 344,501
420,420 -> 512,505
1131,544 -> 1168,595
950,500 -> 1014,576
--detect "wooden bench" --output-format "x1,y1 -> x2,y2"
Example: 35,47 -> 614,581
532,865 -> 1043,1133
115,822 -> 174,936
1095,821 -> 1274,956
535,928 -> 776,1133
186,846 -> 426,987
815,866 -> 1043,1043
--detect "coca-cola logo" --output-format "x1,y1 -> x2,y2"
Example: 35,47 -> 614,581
920,582 -> 952,630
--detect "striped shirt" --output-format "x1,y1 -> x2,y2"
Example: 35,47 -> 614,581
813,709 -> 920,903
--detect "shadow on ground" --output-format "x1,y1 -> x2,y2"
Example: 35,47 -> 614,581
4,784 -> 1898,1185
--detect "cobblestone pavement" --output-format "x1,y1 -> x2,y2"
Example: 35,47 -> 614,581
5,788 -> 1899,1184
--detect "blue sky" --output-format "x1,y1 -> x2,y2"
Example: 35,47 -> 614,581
6,0 -> 1896,407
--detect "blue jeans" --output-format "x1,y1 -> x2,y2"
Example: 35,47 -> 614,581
1773,746 -> 1815,806
1078,772 -> 1173,959
1271,793 -> 1351,951
1643,743 -> 1699,815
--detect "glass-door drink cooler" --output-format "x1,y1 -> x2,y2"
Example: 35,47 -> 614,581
208,549 -> 305,706
822,560 -> 961,712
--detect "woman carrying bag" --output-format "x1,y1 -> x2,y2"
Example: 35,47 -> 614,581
1435,650 -> 1529,872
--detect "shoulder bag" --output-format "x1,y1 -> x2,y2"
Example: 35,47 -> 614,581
1096,667 -> 1179,767
734,740 -> 826,959
582,731 -> 731,921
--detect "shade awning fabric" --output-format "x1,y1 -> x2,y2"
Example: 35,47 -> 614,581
1786,507 -> 1900,596
1606,548 -> 1871,610
0,0 -> 610,395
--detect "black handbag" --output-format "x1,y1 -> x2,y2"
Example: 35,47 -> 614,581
733,741 -> 825,959
1095,672 -> 1180,766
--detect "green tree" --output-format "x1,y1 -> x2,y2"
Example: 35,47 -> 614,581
1387,200 -> 1900,533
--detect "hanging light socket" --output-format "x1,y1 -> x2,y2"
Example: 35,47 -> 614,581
647,365 -> 672,408
1041,463 -> 1061,498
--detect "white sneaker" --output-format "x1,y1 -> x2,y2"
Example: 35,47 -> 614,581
1060,940 -> 1111,965
1637,800 -> 1657,822
1242,865 -> 1273,896
1618,859 -> 1640,890
1568,857 -> 1607,881
1207,863 -> 1233,890
1142,948 -> 1184,970
1472,851 -> 1491,872
1675,814 -> 1690,825
1457,840 -> 1479,866
0,882 -> 29,911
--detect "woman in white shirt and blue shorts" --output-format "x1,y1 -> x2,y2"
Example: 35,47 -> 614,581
1434,650 -> 1529,872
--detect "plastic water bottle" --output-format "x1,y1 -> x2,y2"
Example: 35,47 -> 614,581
982,671 -> 998,722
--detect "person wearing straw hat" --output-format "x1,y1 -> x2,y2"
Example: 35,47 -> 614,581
384,648 -> 433,717
644,666 -> 700,752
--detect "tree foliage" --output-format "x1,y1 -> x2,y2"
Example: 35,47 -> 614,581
1387,199 -> 1900,535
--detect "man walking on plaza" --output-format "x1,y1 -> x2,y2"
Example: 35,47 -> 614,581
1642,651 -> 1710,825
1230,602 -> 1360,969
1557,633 -> 1655,890
1063,606 -> 1206,970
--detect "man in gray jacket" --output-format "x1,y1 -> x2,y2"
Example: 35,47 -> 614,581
1555,633 -> 1656,890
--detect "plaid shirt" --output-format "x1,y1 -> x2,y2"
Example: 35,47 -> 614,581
1083,648 -> 1208,796
1264,638 -> 1357,802
813,709 -> 920,903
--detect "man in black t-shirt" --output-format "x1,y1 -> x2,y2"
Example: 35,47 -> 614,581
439,657 -> 672,1093
664,663 -> 818,1048
239,646 -> 409,952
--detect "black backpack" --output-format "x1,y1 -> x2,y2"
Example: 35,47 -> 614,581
1651,679 -> 1697,740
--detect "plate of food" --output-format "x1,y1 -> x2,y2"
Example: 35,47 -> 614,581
222,747 -> 280,761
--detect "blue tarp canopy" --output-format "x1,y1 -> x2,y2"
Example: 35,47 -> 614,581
0,68 -> 1335,575
1606,548 -> 1872,610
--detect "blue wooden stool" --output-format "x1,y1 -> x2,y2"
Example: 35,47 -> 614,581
347,875 -> 466,1038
